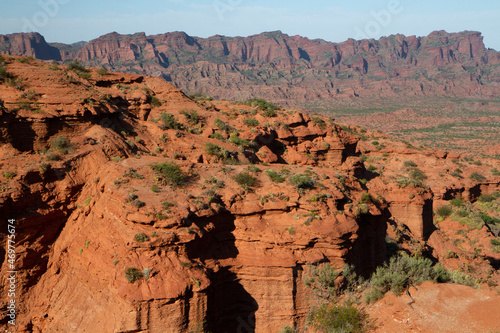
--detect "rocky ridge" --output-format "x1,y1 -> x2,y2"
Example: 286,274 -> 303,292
0,57 -> 499,332
1,30 -> 499,107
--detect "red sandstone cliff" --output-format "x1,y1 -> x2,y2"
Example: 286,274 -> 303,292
0,58 -> 499,332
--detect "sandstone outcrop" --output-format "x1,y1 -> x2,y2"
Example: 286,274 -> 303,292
0,58 -> 499,332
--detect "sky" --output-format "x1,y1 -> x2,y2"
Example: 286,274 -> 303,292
1,0 -> 499,50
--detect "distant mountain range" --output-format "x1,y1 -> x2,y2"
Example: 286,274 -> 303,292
1,30 -> 500,110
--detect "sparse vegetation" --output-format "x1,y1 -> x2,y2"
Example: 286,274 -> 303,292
2,171 -> 16,180
243,118 -> 259,127
160,112 -> 181,129
470,172 -> 486,182
204,143 -> 239,164
67,60 -> 91,79
50,136 -> 71,154
134,233 -> 150,242
150,162 -> 187,187
435,205 -> 453,218
124,267 -> 143,283
233,172 -> 258,189
266,169 -> 286,183
289,173 -> 315,191
150,96 -> 161,107
180,109 -> 201,125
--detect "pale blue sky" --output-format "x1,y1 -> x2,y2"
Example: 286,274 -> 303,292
1,0 -> 499,50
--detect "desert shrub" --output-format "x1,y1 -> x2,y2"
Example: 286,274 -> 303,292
304,264 -> 340,299
162,201 -> 175,212
233,172 -> 258,189
150,96 -> 161,107
367,165 -> 376,172
67,60 -> 86,72
180,109 -> 201,125
312,116 -> 326,129
228,132 -> 256,150
67,60 -> 91,79
450,198 -> 463,207
266,169 -> 286,183
151,184 -> 160,192
204,143 -> 239,164
2,171 -> 16,180
409,168 -> 427,186
134,233 -> 149,242
435,205 -> 452,218
447,270 -> 479,288
306,303 -> 369,333
278,326 -> 297,333
470,172 -> 486,182
479,212 -> 500,225
214,118 -> 234,133
188,93 -> 213,101
478,193 -> 497,203
359,192 -> 372,204
354,204 -> 370,216
289,173 -> 315,191
160,112 -> 181,129
245,98 -> 279,115
124,267 -> 143,283
0,62 -> 10,82
366,254 -> 436,303
7,77 -> 24,90
403,160 -> 417,168
209,132 -> 224,141
50,136 -> 70,154
46,152 -> 61,161
150,162 -> 187,187
243,118 -> 259,127
490,238 -> 500,253
123,168 -> 144,179
97,66 -> 108,75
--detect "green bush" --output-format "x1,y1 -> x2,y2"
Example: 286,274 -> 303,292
266,169 -> 286,183
134,233 -> 150,242
470,172 -> 486,182
289,173 -> 315,191
0,62 -> 10,82
245,98 -> 279,115
160,112 -> 181,129
478,193 -> 497,203
228,132 -> 256,149
214,118 -> 234,133
435,205 -> 453,218
367,254 -> 436,299
50,136 -> 70,154
243,118 -> 259,127
67,60 -> 91,79
150,162 -> 187,187
450,198 -> 463,207
233,172 -> 258,189
2,171 -> 16,180
150,96 -> 161,107
123,168 -> 144,179
209,132 -> 225,141
403,160 -> 417,168
306,303 -> 369,333
180,109 -> 201,126
124,267 -> 143,283
205,143 -> 239,164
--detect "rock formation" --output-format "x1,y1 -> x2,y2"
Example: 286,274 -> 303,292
0,57 -> 499,332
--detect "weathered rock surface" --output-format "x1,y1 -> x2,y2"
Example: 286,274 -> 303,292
0,58 -> 498,332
